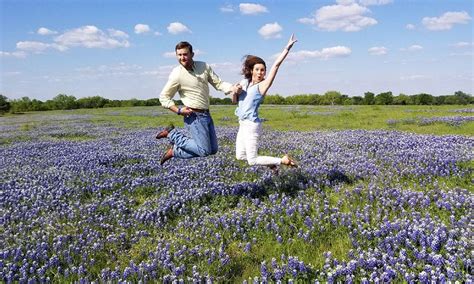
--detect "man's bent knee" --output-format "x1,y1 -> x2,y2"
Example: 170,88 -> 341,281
196,147 -> 212,157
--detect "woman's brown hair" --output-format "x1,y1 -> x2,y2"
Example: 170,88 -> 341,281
241,55 -> 266,81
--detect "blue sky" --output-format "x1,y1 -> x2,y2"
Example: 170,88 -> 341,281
1,0 -> 472,101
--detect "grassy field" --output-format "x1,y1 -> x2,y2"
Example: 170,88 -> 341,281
1,105 -> 473,282
10,104 -> 472,135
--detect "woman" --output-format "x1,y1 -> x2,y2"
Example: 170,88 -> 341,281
234,34 -> 298,171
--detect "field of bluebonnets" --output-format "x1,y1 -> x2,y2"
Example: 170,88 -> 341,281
1,105 -> 473,283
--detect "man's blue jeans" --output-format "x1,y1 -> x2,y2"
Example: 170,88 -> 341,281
168,112 -> 218,159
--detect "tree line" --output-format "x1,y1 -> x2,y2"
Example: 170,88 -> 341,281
0,90 -> 472,114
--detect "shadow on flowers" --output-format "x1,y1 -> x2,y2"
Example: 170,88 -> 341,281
229,167 -> 355,199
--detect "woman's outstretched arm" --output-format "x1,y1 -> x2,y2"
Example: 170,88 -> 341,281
259,34 -> 297,96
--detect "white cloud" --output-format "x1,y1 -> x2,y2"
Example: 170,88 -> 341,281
80,63 -> 143,76
400,75 -> 429,81
336,0 -> 355,5
299,3 -> 377,32
54,26 -> 130,49
163,51 -> 176,58
406,24 -> 415,30
37,27 -> 57,35
258,22 -> 283,39
209,62 -> 239,71
368,46 -> 388,55
298,17 -> 316,25
16,41 -> 50,52
108,29 -> 129,38
167,22 -> 192,34
407,45 -> 423,51
449,51 -> 473,57
220,4 -> 234,12
72,63 -> 148,80
134,24 -> 150,34
142,65 -> 176,78
422,11 -> 471,31
358,0 -> 392,6
16,41 -> 66,53
239,3 -> 268,15
335,0 -> 393,7
451,41 -> 474,48
0,51 -> 27,58
3,71 -> 21,76
154,31 -> 162,36
284,46 -> 352,61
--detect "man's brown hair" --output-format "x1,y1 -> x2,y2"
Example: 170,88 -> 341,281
175,41 -> 193,54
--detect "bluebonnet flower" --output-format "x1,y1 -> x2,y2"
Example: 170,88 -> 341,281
260,261 -> 268,280
1,114 -> 473,282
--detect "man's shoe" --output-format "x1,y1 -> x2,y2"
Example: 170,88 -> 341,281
155,124 -> 174,140
160,147 -> 173,165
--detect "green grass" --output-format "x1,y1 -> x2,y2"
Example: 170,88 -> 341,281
15,104 -> 472,136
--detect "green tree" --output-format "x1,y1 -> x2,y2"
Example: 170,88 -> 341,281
393,94 -> 410,105
341,94 -> 352,105
263,94 -> 286,105
210,97 -> 232,105
364,92 -> 375,105
375,91 -> 393,105
76,96 -> 110,108
221,97 -> 232,105
308,94 -> 322,105
412,93 -> 433,105
31,99 -> 46,111
104,100 -> 123,108
294,94 -> 316,105
49,94 -> 77,110
433,96 -> 447,105
0,94 -> 11,114
144,98 -> 161,106
351,96 -> 364,105
321,91 -> 343,105
285,95 -> 298,105
453,91 -> 471,105
122,98 -> 145,107
11,97 -> 33,113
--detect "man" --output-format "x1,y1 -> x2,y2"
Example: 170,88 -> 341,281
156,41 -> 241,165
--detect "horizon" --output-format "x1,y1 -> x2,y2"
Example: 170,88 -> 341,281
1,0 -> 473,101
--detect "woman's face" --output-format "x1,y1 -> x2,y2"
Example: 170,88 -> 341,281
251,63 -> 266,83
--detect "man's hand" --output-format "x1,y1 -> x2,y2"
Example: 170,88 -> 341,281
232,83 -> 242,95
179,106 -> 193,117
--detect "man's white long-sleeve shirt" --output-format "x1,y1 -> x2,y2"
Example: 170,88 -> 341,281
159,61 -> 232,110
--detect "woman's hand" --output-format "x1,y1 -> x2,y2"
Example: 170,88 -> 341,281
232,83 -> 242,95
231,83 -> 242,104
286,34 -> 297,50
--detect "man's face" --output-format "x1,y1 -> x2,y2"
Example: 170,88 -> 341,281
176,47 -> 194,69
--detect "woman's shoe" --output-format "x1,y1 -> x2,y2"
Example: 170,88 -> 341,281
282,155 -> 298,168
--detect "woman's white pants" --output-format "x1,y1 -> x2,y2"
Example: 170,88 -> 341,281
235,120 -> 282,166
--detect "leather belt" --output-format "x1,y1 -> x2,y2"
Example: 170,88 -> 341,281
190,108 -> 209,113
